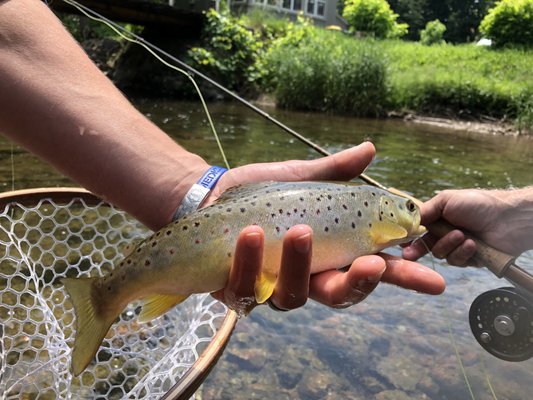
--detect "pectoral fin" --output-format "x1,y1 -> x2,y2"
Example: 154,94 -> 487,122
370,221 -> 408,245
138,294 -> 188,323
254,272 -> 277,304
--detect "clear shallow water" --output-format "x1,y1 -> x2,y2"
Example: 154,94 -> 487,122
2,100 -> 533,399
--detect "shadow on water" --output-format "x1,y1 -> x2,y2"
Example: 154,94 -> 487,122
2,99 -> 533,399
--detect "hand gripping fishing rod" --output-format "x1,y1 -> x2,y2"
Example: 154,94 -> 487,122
62,0 -> 533,361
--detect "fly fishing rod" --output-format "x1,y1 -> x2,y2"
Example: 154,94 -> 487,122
60,0 -> 533,362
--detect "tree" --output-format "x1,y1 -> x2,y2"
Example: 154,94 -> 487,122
388,0 -> 427,40
480,0 -> 533,47
342,0 -> 408,39
420,19 -> 446,45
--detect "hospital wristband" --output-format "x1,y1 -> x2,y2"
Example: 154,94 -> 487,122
172,166 -> 228,221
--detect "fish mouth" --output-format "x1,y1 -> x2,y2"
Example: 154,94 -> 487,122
409,224 -> 427,238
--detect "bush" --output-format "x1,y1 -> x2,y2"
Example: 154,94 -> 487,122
187,10 -> 264,93
420,20 -> 446,45
479,0 -> 533,48
342,0 -> 408,39
266,29 -> 388,116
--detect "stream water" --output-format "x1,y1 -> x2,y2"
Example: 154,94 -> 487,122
2,100 -> 533,399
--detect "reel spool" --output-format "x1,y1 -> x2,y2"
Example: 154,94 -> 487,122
469,287 -> 533,362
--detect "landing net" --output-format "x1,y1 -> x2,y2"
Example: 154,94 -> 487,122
0,188 -> 236,399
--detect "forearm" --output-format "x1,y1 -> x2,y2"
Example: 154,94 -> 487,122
0,0 -> 209,230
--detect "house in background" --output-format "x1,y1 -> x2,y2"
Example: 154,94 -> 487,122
228,0 -> 347,29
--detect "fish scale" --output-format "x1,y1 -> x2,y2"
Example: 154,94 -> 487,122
62,181 -> 425,375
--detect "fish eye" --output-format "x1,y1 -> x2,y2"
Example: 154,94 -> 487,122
406,200 -> 416,212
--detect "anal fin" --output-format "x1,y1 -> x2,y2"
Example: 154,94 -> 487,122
254,272 -> 277,304
138,294 -> 188,323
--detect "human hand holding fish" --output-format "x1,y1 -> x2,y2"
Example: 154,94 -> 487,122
206,143 -> 445,313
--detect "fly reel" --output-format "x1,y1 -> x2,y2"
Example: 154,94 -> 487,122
469,287 -> 533,362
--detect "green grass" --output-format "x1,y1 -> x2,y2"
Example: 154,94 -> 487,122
381,41 -> 533,123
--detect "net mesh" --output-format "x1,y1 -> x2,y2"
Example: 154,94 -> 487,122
0,194 -> 229,399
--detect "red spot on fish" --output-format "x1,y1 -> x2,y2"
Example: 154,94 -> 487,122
169,249 -> 175,255
224,228 -> 229,234
195,239 -> 200,244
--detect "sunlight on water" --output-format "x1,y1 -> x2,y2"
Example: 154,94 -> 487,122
2,99 -> 533,399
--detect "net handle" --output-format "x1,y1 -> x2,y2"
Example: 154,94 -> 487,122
0,187 -> 239,399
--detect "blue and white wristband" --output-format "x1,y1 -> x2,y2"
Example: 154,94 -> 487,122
172,166 -> 227,221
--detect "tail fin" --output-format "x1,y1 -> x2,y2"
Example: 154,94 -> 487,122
62,277 -> 120,376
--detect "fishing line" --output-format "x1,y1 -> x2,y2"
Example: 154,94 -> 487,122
417,237 -> 478,400
60,0 -> 231,170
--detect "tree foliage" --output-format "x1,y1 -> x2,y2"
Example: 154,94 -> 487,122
480,0 -> 533,47
420,19 -> 446,45
187,9 -> 264,93
342,0 -> 408,39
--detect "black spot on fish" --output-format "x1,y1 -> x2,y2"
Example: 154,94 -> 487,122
107,286 -> 112,291
266,202 -> 272,207
136,248 -> 142,253
195,239 -> 200,244
286,212 -> 291,216
169,249 -> 175,255
280,196 -> 285,201
127,260 -> 132,264
316,209 -> 321,215
364,201 -> 369,207
279,209 -> 283,214
327,206 -> 332,211
276,226 -> 280,233
316,197 -> 321,202
226,208 -> 232,212
358,210 -> 362,217
390,213 -> 394,217
327,195 -> 332,200
351,192 -> 356,197
194,222 -> 200,227
156,232 -> 161,237
119,262 -> 124,267
271,213 -> 276,218
352,222 -> 356,229
251,201 -> 256,206
204,213 -> 210,218
299,197 -> 304,202
294,208 -> 298,213
324,227 -> 329,232
227,252 -> 232,258
342,204 -> 348,210
253,195 -> 257,199
369,223 -> 373,228
152,241 -> 157,247
385,201 -> 389,205
372,192 -> 376,196
183,225 -> 188,231
224,228 -> 229,234
240,208 -> 246,213
166,230 -> 172,235
145,260 -> 151,266
335,217 -> 339,224
218,205 -> 223,209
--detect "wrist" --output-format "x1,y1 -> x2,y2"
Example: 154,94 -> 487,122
172,165 -> 228,221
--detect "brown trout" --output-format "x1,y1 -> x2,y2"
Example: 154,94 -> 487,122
63,181 -> 425,375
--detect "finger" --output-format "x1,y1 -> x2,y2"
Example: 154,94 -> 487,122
309,255 -> 386,308
430,230 -> 466,259
420,190 -> 455,226
212,142 -> 376,197
269,225 -> 313,310
211,226 -> 264,314
402,233 -> 438,261
380,253 -> 445,294
446,238 -> 477,267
